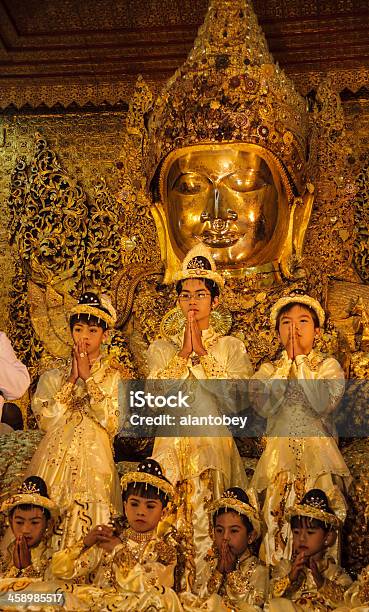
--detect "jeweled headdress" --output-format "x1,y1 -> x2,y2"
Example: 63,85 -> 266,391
1,477 -> 58,519
70,291 -> 117,328
145,0 -> 309,201
285,488 -> 340,529
176,244 -> 224,289
208,487 -> 261,536
120,459 -> 175,501
270,289 -> 325,328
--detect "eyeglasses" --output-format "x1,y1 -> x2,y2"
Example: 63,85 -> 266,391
178,291 -> 211,301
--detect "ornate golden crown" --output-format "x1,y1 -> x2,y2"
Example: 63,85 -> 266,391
285,503 -> 341,529
145,0 -> 309,201
270,290 -> 325,327
208,489 -> 261,536
1,482 -> 58,519
176,244 -> 225,288
70,292 -> 117,328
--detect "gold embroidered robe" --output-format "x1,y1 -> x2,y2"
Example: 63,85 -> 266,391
0,541 -> 82,611
26,356 -> 124,550
268,556 -> 352,611
335,565 -> 369,612
250,350 -> 351,564
148,326 -> 252,592
51,523 -> 182,611
181,550 -> 268,611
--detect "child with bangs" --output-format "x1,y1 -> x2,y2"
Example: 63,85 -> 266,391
51,459 -> 182,611
0,476 -> 56,579
250,291 -> 351,565
25,292 -> 129,551
268,489 -> 352,611
0,476 -> 83,611
181,487 -> 268,611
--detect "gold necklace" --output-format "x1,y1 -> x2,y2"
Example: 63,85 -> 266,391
125,527 -> 155,543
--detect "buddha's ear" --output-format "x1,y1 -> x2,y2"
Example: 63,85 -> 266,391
212,296 -> 219,309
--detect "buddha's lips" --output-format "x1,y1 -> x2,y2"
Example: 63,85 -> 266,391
200,229 -> 241,247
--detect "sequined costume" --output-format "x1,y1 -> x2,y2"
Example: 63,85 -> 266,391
25,355 -> 124,550
148,326 -> 252,591
182,549 -> 268,611
251,349 -> 351,564
51,523 -> 182,611
335,565 -> 369,612
268,555 -> 352,611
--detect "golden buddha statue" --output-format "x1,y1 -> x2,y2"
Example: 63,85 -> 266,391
144,0 -> 315,283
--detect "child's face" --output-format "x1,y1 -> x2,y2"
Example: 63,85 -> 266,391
124,495 -> 164,533
214,511 -> 249,558
10,507 -> 48,548
278,304 -> 318,355
292,524 -> 327,559
178,279 -> 217,327
72,321 -> 107,359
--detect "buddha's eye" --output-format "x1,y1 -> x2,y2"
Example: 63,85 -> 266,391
222,171 -> 267,193
173,173 -> 210,195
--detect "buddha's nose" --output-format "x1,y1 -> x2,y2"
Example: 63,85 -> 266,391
200,188 -> 238,224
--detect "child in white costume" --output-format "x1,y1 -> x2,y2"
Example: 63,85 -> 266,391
181,486 -> 268,611
51,459 -> 182,611
26,292 -> 129,550
250,291 -> 351,564
147,244 -> 252,592
268,488 -> 352,611
0,476 -> 81,611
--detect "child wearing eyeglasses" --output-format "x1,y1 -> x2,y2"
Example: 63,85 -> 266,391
147,243 -> 253,592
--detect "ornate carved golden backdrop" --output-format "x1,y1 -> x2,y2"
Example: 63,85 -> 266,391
1,0 -> 369,573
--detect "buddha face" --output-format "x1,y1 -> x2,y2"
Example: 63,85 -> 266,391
164,146 -> 285,269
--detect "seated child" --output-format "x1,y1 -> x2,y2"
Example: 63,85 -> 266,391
0,476 -> 56,580
181,487 -> 268,611
268,488 -> 352,611
250,290 -> 351,564
25,292 -> 128,550
0,476 -> 88,611
51,459 -> 182,611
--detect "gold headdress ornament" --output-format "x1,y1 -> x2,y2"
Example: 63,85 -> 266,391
145,0 -> 309,201
270,290 -> 325,328
285,489 -> 341,529
175,244 -> 225,289
208,488 -> 261,537
120,459 -> 175,502
1,479 -> 58,520
70,291 -> 117,328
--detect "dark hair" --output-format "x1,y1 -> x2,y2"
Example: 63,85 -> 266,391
10,476 -> 51,520
176,278 -> 220,302
276,301 -> 319,330
1,402 -> 23,430
213,487 -> 253,533
69,312 -> 108,332
123,482 -> 169,509
290,514 -> 330,532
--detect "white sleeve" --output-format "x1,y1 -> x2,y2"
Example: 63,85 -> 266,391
0,333 -> 30,400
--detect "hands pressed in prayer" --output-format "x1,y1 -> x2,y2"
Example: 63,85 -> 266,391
217,540 -> 237,575
286,323 -> 305,361
69,339 -> 91,383
308,556 -> 324,588
178,311 -> 207,359
13,535 -> 32,570
289,551 -> 306,582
